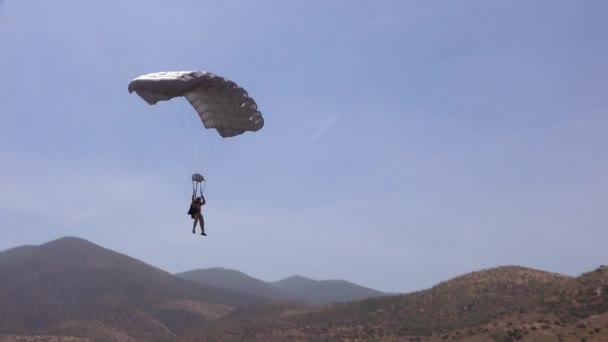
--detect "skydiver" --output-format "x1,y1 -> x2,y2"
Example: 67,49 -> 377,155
189,194 -> 206,236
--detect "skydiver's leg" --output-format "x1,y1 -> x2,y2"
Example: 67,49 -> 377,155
200,214 -> 206,236
192,216 -> 198,234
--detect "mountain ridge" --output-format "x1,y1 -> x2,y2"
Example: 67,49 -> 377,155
0,236 -> 265,340
184,265 -> 608,341
176,267 -> 389,305
2,236 -> 607,342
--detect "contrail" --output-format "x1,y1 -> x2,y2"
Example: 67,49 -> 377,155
312,114 -> 338,143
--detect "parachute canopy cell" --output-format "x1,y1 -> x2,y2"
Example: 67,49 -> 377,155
128,71 -> 264,138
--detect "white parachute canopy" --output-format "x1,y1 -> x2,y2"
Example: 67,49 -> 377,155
128,71 -> 264,138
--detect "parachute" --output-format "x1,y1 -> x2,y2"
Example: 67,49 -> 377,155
128,71 -> 264,138
128,71 -> 265,203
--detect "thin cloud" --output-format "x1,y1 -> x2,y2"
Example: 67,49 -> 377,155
311,114 -> 338,143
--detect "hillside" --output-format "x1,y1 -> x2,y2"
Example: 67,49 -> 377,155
281,266 -> 574,335
183,266 -> 608,341
0,237 -> 264,341
2,237 -> 607,342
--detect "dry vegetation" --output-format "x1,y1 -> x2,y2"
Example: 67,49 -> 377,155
179,266 -> 608,342
2,238 -> 607,341
0,336 -> 89,342
0,238 -> 263,341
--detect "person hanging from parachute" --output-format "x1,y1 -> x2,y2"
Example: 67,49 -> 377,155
128,71 -> 264,236
188,173 -> 207,235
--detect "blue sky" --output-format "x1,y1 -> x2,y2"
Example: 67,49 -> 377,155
1,1 -> 607,292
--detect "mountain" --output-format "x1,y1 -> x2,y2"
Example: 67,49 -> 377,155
184,265 -> 608,341
0,237 -> 264,341
3,237 -> 607,342
176,269 -> 388,305
177,268 -> 288,300
288,266 -> 573,336
270,275 -> 388,304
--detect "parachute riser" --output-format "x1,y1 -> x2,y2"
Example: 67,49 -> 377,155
192,180 -> 206,197
191,173 -> 206,197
